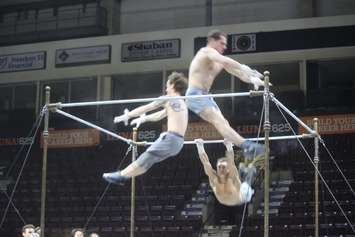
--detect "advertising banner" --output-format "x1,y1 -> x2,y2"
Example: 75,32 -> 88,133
121,39 -> 180,62
55,45 -> 111,67
0,137 -> 34,146
299,113 -> 355,135
42,128 -> 100,148
0,51 -> 46,73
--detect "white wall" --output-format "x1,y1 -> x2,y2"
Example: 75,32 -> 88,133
0,14 -> 355,84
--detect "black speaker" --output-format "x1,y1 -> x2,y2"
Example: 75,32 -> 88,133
231,34 -> 256,53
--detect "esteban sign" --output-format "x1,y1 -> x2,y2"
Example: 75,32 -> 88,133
121,39 -> 180,62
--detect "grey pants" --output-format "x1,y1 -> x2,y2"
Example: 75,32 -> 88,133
136,131 -> 184,170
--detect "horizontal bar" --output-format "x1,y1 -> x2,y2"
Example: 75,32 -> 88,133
55,109 -> 132,145
56,91 -> 262,108
145,134 -> 314,145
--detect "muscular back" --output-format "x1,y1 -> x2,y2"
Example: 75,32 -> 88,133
189,47 -> 224,91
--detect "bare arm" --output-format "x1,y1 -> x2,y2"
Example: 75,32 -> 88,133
200,152 -> 216,178
130,108 -> 167,128
224,140 -> 238,176
203,48 -> 251,82
144,109 -> 167,122
127,101 -> 162,118
203,47 -> 265,89
195,139 -> 216,178
114,97 -> 167,125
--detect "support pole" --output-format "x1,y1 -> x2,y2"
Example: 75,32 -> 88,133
314,118 -> 320,237
263,71 -> 271,237
40,86 -> 50,237
55,109 -> 131,144
271,96 -> 314,135
130,128 -> 138,237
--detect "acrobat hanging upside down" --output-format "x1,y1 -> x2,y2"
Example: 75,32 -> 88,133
195,138 -> 259,206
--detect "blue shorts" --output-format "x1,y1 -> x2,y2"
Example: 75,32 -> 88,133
186,86 -> 220,114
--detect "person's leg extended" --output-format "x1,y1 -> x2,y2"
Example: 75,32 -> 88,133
103,151 -> 159,184
199,107 -> 245,146
120,152 -> 152,178
103,132 -> 184,184
199,107 -> 264,159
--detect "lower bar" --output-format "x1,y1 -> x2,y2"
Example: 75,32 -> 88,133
145,134 -> 314,145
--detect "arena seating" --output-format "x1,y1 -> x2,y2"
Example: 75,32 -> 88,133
1,130 -> 355,237
231,133 -> 355,236
1,142 -> 206,237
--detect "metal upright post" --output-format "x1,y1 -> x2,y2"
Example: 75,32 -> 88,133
40,86 -> 50,237
130,128 -> 138,237
313,118 -> 320,237
263,71 -> 271,237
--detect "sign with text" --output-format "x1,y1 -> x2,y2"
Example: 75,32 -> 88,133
299,113 -> 355,135
235,122 -> 293,136
42,128 -> 100,148
0,137 -> 34,146
0,51 -> 46,73
121,39 -> 180,62
182,121 -> 293,141
184,122 -> 223,141
55,45 -> 111,67
106,130 -> 159,142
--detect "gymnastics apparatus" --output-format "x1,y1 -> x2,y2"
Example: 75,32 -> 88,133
2,72 -> 355,237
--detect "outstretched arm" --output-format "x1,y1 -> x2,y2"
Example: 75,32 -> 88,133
114,100 -> 164,124
224,139 -> 239,176
195,139 -> 216,178
203,47 -> 265,90
130,109 -> 167,127
143,109 -> 167,122
128,101 -> 162,118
